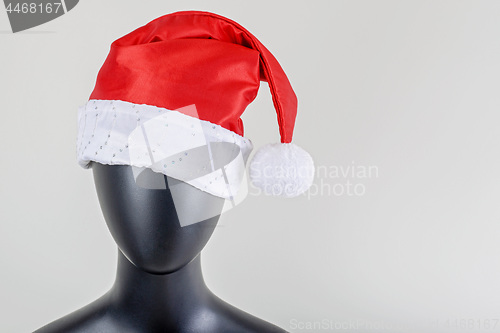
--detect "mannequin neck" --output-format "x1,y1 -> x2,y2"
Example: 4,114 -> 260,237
109,250 -> 211,329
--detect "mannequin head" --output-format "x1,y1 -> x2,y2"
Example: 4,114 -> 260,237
92,163 -> 225,274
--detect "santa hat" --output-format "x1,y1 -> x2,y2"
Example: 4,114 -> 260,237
77,11 -> 314,198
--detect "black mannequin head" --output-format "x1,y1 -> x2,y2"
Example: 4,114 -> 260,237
92,162 -> 225,274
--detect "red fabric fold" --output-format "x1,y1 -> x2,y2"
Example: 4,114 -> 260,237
90,11 -> 297,142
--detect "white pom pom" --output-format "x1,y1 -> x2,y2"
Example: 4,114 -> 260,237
249,143 -> 314,197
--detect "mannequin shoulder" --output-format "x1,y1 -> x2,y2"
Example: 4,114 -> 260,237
34,297 -> 120,333
202,295 -> 288,333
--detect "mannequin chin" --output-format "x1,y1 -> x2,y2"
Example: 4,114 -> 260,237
92,162 -> 224,274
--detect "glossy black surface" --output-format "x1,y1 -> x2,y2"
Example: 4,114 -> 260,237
35,164 -> 286,333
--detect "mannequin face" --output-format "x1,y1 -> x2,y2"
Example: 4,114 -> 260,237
92,163 -> 225,274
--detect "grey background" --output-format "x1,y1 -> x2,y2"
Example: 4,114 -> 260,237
1,1 -> 499,332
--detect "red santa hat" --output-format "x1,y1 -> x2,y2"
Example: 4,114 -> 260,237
77,11 -> 314,198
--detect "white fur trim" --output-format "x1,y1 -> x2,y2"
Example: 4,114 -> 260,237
249,143 -> 314,197
77,99 -> 253,199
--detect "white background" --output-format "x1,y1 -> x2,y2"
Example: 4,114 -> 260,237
1,1 -> 500,332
